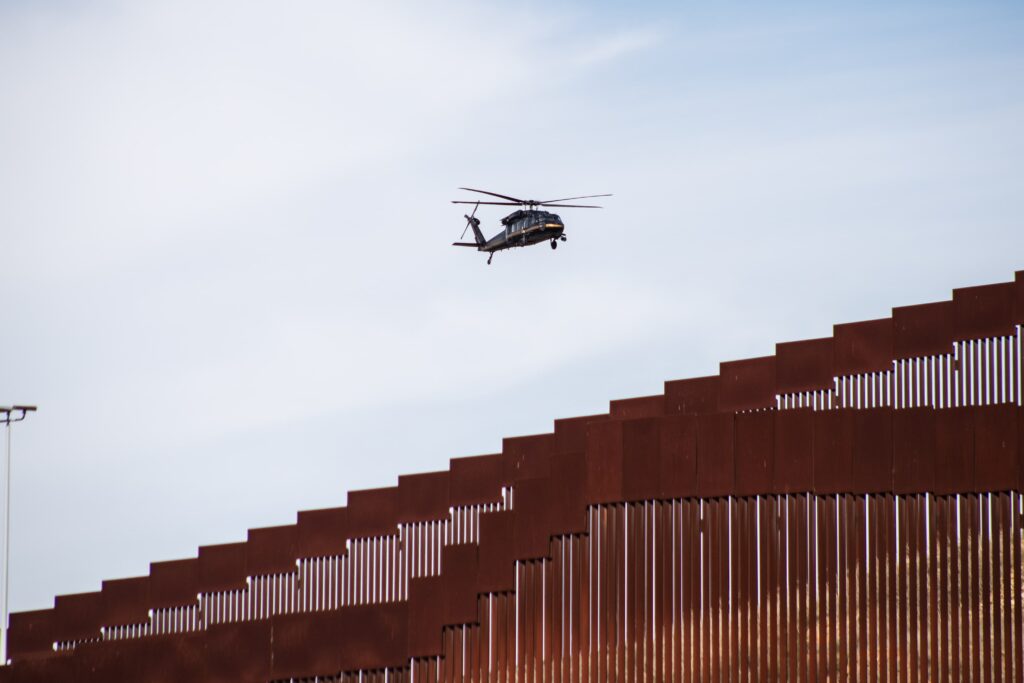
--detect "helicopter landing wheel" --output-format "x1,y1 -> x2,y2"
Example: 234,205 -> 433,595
550,240 -> 558,250
487,254 -> 493,265
560,235 -> 567,242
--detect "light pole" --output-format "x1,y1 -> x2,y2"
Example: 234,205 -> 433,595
0,406 -> 35,666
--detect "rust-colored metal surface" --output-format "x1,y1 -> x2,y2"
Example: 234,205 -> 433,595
246,525 -> 298,576
6,270 -> 1024,681
776,336 -> 835,393
719,356 -> 776,412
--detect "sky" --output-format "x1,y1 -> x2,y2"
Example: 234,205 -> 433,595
1,1 -> 1023,613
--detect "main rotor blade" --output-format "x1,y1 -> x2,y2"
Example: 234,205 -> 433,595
538,193 -> 613,204
539,203 -> 603,208
452,200 -> 520,206
458,187 -> 525,203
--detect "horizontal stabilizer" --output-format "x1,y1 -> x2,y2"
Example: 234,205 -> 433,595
452,242 -> 480,247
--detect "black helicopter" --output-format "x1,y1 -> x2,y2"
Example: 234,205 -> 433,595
452,187 -> 611,264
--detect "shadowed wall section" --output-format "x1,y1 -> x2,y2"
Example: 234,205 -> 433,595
3,271 -> 1024,682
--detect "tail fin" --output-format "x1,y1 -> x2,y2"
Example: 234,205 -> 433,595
465,215 -> 486,246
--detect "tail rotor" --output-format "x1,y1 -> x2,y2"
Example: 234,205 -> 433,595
460,202 -> 480,240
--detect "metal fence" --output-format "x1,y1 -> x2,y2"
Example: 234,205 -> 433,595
4,273 -> 1023,682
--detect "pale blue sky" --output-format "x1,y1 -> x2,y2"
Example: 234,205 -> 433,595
1,1 -> 1022,612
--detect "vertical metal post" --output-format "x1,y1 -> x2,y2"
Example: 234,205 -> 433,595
0,405 -> 35,666
3,419 -> 9,663
0,411 -> 9,666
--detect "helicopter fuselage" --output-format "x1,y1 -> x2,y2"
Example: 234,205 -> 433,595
481,209 -> 564,252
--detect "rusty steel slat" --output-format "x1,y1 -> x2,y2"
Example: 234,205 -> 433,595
668,501 -> 677,683
816,496 -> 828,681
668,502 -> 679,683
757,497 -> 765,683
535,562 -> 544,683
719,498 -> 731,681
549,542 -> 561,683
503,589 -> 516,683
1015,492 -> 1024,683
479,597 -> 490,683
729,498 -> 741,683
695,498 -> 706,682
777,496 -> 790,681
616,506 -> 627,683
868,495 -> 881,682
738,496 -> 750,683
454,624 -> 466,683
512,585 -> 520,683
467,623 -> 476,683
928,496 -> 939,683
835,494 -> 848,683
1011,491 -> 1019,683
798,497 -> 806,683
579,532 -> 590,683
585,512 -> 596,683
937,499 -> 947,683
998,493 -> 1010,681
808,495 -> 820,683
494,594 -> 505,683
704,501 -> 712,683
712,500 -> 725,683
519,563 -> 530,683
523,563 -> 534,683
702,501 -> 712,683
913,497 -> 921,683
968,496 -> 980,683
747,497 -> 759,683
898,496 -> 909,683
982,496 -> 993,683
645,505 -> 655,683
442,626 -> 453,682
736,497 -> 748,683
602,507 -> 610,683
768,495 -> 780,683
799,495 -> 811,683
846,494 -> 859,683
557,542 -> 566,683
686,500 -> 699,683
918,494 -> 930,683
911,495 -> 923,683
643,501 -> 651,683
757,497 -> 767,683
1015,490 -> 1024,683
636,504 -> 645,682
647,506 -> 657,683
475,619 -> 485,683
782,497 -> 798,683
586,511 -> 596,682
600,507 -> 611,683
596,507 -> 607,683
974,495 -> 986,683
885,493 -> 897,682
660,502 -> 671,683
960,495 -> 971,682
884,494 -> 897,683
867,495 -> 879,682
947,495 -> 960,683
626,509 -> 635,680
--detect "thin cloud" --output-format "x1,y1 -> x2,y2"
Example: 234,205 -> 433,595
570,28 -> 661,67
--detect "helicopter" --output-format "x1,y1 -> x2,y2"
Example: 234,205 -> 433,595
452,187 -> 611,264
